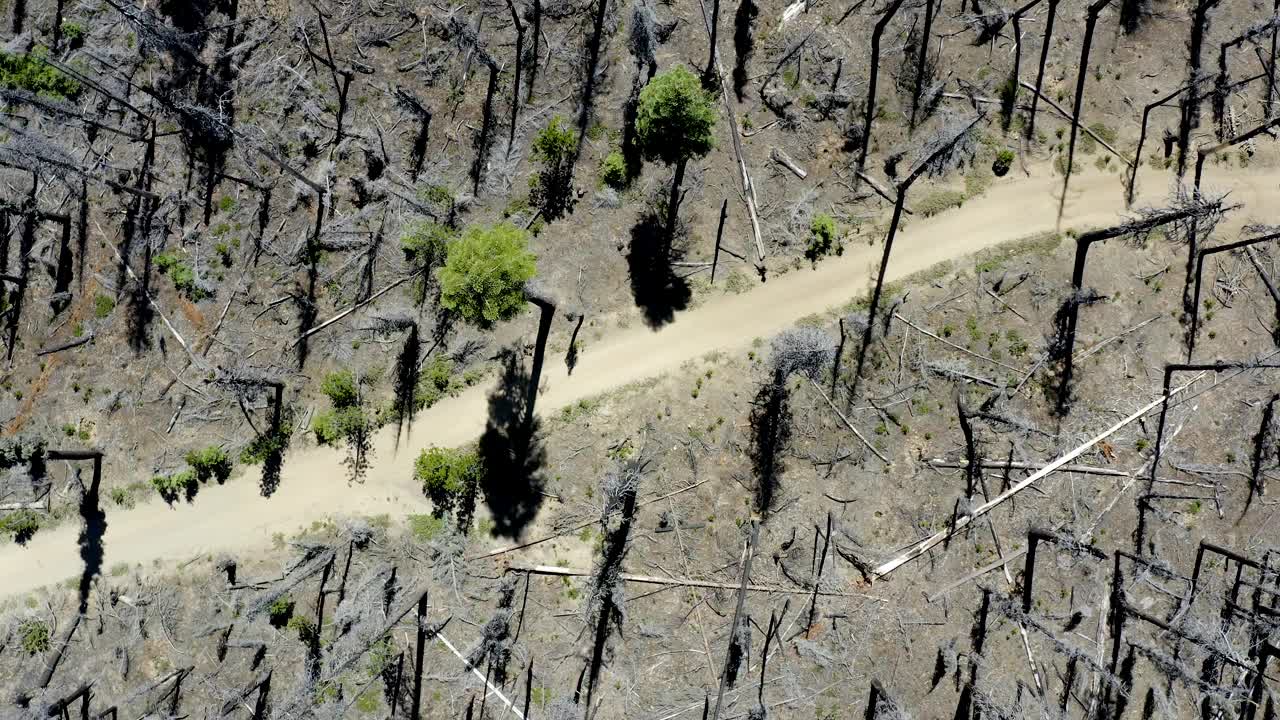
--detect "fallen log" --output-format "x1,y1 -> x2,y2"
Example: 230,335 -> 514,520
770,148 -> 808,179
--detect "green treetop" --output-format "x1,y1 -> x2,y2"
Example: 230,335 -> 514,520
636,66 -> 717,167
439,223 -> 537,328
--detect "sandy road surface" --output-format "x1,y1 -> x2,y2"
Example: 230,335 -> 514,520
2,164 -> 1277,597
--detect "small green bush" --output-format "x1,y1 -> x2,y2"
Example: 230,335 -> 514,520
599,151 -> 626,189
19,619 -> 49,655
0,509 -> 41,543
152,470 -> 197,503
267,595 -> 295,627
93,294 -> 115,319
320,370 -> 359,409
185,446 -> 232,483
0,51 -> 80,99
408,513 -> 446,541
804,213 -> 843,263
311,406 -> 368,447
992,149 -> 1015,177
415,446 -> 482,529
416,355 -> 458,411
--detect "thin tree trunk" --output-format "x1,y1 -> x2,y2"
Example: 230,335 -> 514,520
506,0 -> 525,150
524,296 -> 555,429
706,0 -> 722,81
848,189 -> 906,402
527,0 -> 541,102
853,0 -> 906,190
711,198 -> 727,284
1177,0 -> 1216,179
1025,0 -> 1059,142
1056,0 -> 1112,228
410,590 -> 429,720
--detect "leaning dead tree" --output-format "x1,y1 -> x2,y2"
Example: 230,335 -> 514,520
1024,0 -> 1060,142
1184,225 -> 1280,358
848,114 -> 981,402
1176,0 -> 1223,179
852,0 -> 907,190
1048,191 -> 1227,415
1055,0 -> 1113,227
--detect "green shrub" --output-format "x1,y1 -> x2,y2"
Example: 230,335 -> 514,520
19,620 -> 49,655
599,151 -> 626,189
93,294 -> 115,319
416,355 -> 458,411
805,213 -> 842,263
267,595 -> 295,627
415,447 -> 482,530
152,470 -> 197,503
320,370 -> 359,408
401,221 -> 455,304
408,513 -> 446,541
287,615 -> 318,644
916,189 -> 966,217
992,149 -> 1015,177
0,51 -> 80,99
530,117 -> 577,218
185,446 -> 232,483
311,406 -> 368,447
60,22 -> 86,47
0,509 -> 41,543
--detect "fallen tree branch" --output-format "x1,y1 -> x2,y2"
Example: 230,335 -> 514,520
1018,80 -> 1134,167
806,379 -> 892,465
288,271 -> 421,349
770,148 -> 808,179
895,313 -> 1020,371
1073,315 -> 1159,361
506,563 -> 884,599
927,459 -> 1130,477
856,171 -> 914,215
37,331 -> 95,356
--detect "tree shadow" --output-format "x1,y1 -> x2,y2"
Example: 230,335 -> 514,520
477,350 -> 547,539
77,460 -> 106,614
626,213 -> 690,328
748,371 -> 791,518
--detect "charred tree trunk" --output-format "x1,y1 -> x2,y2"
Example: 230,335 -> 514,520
1250,394 -> 1278,498
705,0 -> 722,82
576,0 -> 611,147
527,0 -> 541,102
956,390 -> 979,498
506,0 -> 525,150
732,0 -> 758,100
853,0 -> 907,191
524,294 -> 555,430
1024,0 -> 1059,142
410,590 -> 429,720
1056,0 -> 1112,228
1177,0 -> 1218,179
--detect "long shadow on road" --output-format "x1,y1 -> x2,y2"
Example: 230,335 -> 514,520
477,349 -> 548,539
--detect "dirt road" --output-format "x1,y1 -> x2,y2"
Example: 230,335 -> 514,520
2,163 -> 1276,597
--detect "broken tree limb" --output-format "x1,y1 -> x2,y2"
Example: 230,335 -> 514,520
927,548 -> 1030,602
806,379 -> 892,465
436,632 -> 526,718
36,330 -> 94,356
856,171 -> 915,215
873,375 -> 1203,578
927,459 -> 1130,477
697,1 -> 766,267
288,271 -> 421,349
505,563 -> 883,599
895,313 -> 1020,372
1072,315 -> 1159,361
769,148 -> 808,179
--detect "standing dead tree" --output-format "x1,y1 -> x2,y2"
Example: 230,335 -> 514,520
215,369 -> 289,496
848,114 -> 981,403
852,0 -> 907,191
1211,17 -> 1280,140
710,518 -> 759,720
1055,0 -> 1113,228
907,0 -> 940,130
1176,0 -> 1223,179
1048,192 -> 1226,416
998,0 -> 1043,132
582,454 -> 648,715
1024,0 -> 1060,142
1184,226 -> 1280,358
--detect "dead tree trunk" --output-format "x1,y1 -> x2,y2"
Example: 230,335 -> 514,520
1001,0 -> 1042,132
395,88 -> 433,181
710,519 -> 759,720
527,0 -> 541,102
1055,0 -> 1113,228
505,0 -> 525,150
1024,0 -> 1059,142
956,390 -> 979,498
410,590 -> 429,720
1177,0 -> 1220,179
848,117 -> 981,403
1250,394 -> 1278,498
853,0 -> 907,191
1185,230 -> 1280,359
